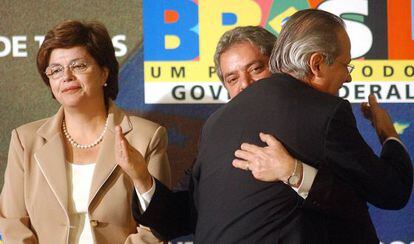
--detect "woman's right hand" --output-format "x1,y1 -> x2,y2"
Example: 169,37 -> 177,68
115,126 -> 153,193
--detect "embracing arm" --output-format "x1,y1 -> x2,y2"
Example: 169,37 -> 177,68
232,132 -> 317,198
0,130 -> 38,243
132,179 -> 195,240
116,126 -> 194,241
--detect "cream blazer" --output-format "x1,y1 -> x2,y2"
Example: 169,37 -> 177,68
0,102 -> 171,243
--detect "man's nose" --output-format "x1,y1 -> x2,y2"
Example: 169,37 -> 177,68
240,74 -> 254,90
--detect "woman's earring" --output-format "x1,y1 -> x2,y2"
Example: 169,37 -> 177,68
104,83 -> 108,87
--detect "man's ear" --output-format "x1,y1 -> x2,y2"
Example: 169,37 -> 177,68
308,53 -> 325,77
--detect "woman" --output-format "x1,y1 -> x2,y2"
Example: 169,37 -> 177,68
0,20 -> 170,243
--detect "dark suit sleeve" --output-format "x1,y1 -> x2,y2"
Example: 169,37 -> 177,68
132,178 -> 196,240
322,100 -> 413,209
304,164 -> 370,217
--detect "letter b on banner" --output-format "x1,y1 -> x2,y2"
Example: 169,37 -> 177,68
199,0 -> 261,62
143,0 -> 199,61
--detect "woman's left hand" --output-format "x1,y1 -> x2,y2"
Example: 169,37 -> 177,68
115,126 -> 153,193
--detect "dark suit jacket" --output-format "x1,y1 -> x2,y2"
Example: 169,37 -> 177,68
133,73 -> 413,243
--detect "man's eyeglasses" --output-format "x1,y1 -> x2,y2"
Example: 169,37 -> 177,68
45,61 -> 91,79
336,60 -> 354,74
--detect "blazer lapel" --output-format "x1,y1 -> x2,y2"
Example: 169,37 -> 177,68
88,102 -> 132,206
34,107 -> 69,215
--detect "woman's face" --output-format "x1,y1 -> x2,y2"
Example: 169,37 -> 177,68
46,46 -> 108,108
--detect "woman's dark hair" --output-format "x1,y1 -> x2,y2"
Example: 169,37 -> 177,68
37,20 -> 118,102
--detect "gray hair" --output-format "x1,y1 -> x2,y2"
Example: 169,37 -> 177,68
214,26 -> 276,82
269,9 -> 345,80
